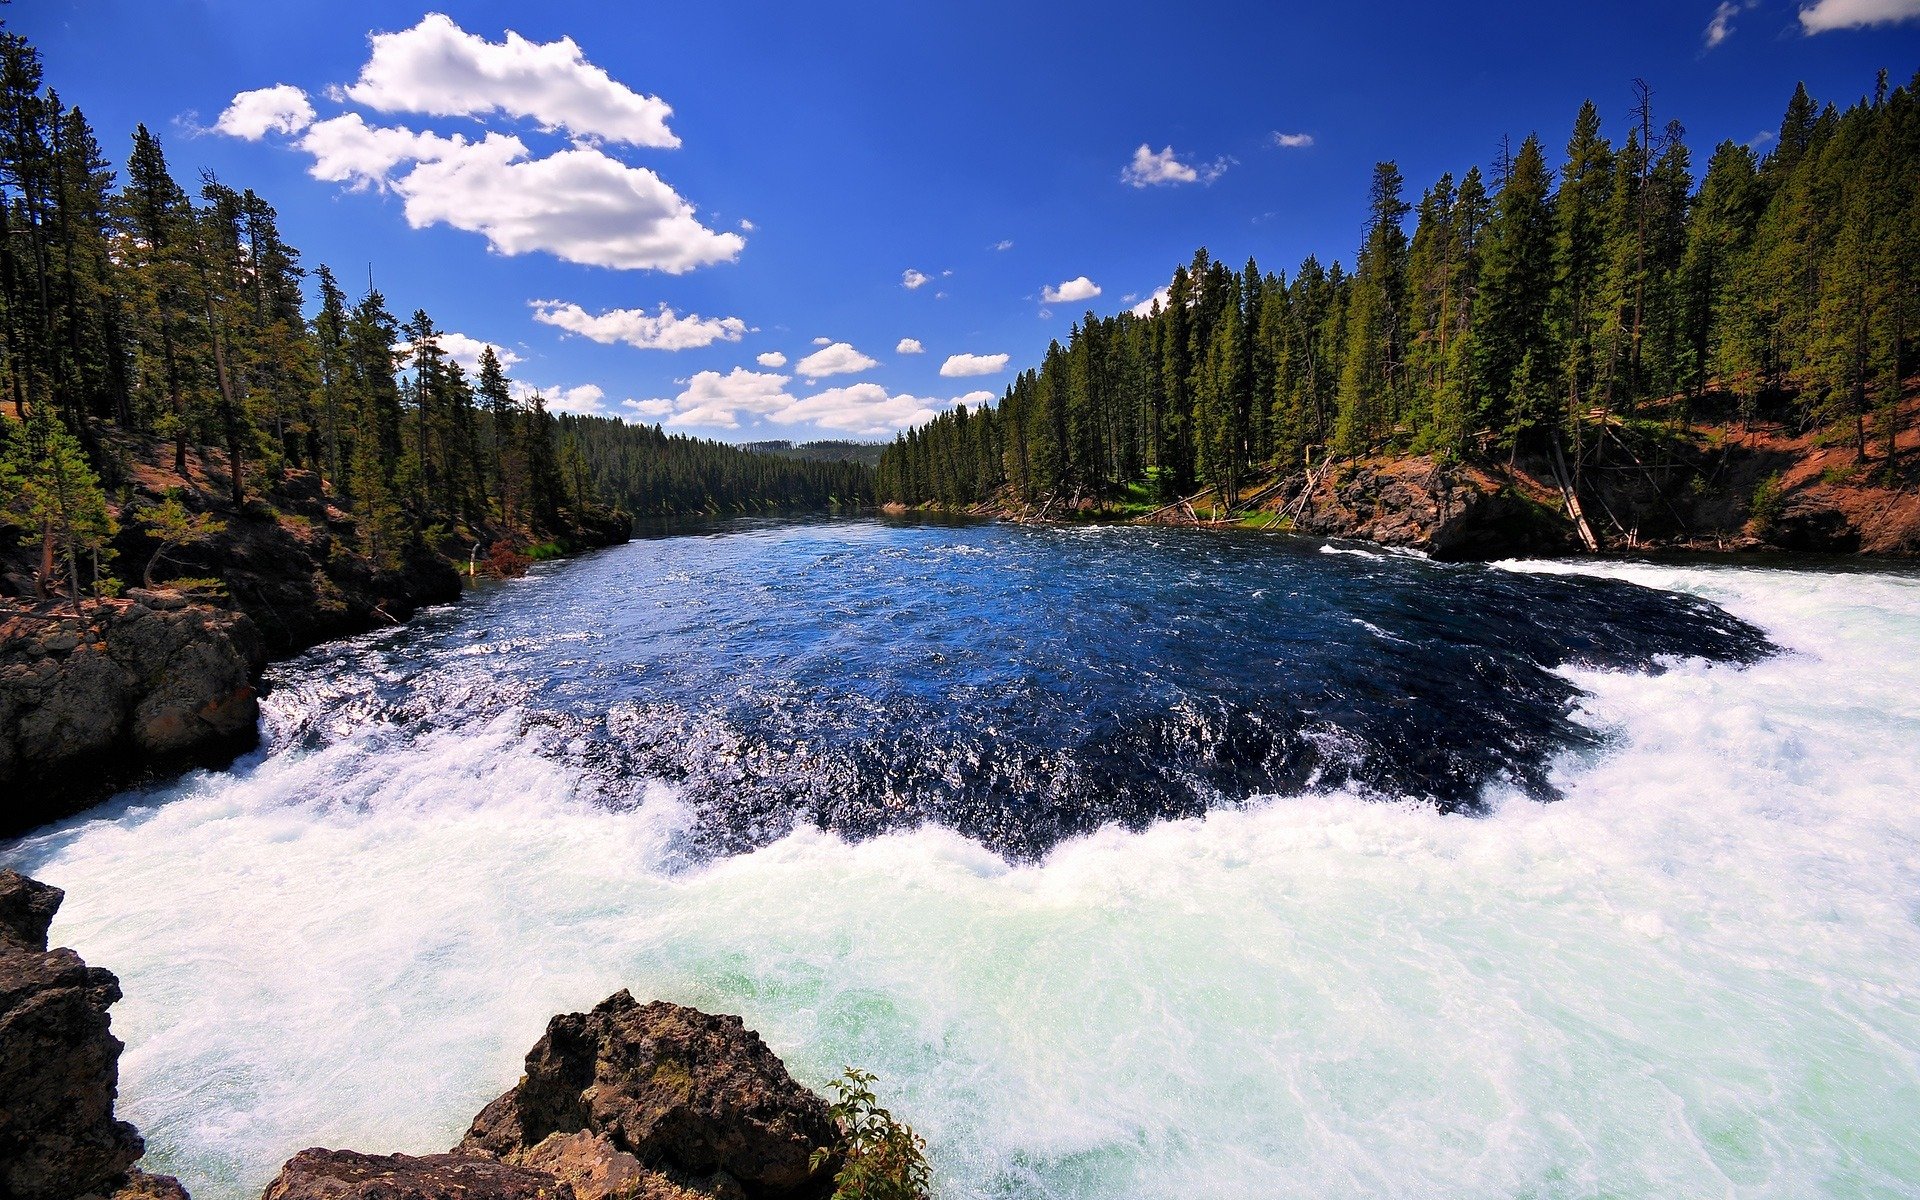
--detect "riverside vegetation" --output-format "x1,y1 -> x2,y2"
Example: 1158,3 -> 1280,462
876,72 -> 1920,557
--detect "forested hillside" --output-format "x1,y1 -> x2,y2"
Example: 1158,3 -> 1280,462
563,418 -> 871,516
0,26 -> 865,606
877,73 -> 1920,520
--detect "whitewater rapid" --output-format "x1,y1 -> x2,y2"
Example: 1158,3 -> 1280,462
8,555 -> 1920,1199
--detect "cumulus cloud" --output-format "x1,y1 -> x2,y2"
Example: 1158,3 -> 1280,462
215,14 -> 739,274
216,85 -> 316,139
992,239 -> 1014,251
769,385 -> 995,437
623,398 -> 674,420
796,342 -> 878,378
896,338 -> 924,354
530,299 -> 747,350
811,336 -> 832,346
652,367 -> 797,429
939,352 -> 1009,377
902,269 -> 932,290
1121,143 -> 1229,187
1042,276 -> 1102,303
344,13 -> 678,146
396,330 -> 521,372
512,381 -> 609,415
1271,131 -> 1315,149
1799,0 -> 1920,29
286,118 -> 742,272
756,351 -> 787,367
1130,286 -> 1172,317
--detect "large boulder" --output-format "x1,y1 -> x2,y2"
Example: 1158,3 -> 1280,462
458,992 -> 840,1200
0,601 -> 264,834
0,869 -> 145,1200
259,1150 -> 572,1200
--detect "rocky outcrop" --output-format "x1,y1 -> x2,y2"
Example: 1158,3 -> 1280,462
0,599 -> 263,835
259,1151 -> 574,1200
0,869 -> 144,1200
1278,455 -> 1578,560
459,991 -> 841,1200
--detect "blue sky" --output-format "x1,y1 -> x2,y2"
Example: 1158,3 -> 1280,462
14,1 -> 1920,441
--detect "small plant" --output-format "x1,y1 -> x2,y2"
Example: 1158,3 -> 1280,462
811,1068 -> 930,1200
139,493 -> 226,588
1749,473 -> 1787,536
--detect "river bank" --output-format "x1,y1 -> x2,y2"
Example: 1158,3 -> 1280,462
0,430 -> 629,835
913,389 -> 1920,563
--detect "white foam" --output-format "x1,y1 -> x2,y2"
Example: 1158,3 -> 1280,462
10,560 -> 1920,1199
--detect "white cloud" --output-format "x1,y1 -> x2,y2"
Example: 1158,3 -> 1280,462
623,398 -> 674,420
1705,0 -> 1761,47
1799,0 -> 1920,29
215,85 -> 316,139
739,218 -> 755,231
992,239 -> 1014,251
530,299 -> 747,350
939,352 -> 1008,377
756,351 -> 787,367
896,338 -> 924,354
512,381 -> 609,415
811,336 -> 832,346
770,385 -> 995,437
1121,143 -> 1229,187
1042,276 -> 1102,303
1747,129 -> 1777,149
1130,286 -> 1171,317
396,330 -> 521,372
1271,131 -> 1315,149
795,341 -> 879,379
648,367 -> 797,429
344,13 -> 678,147
286,118 -> 743,272
902,268 -> 932,290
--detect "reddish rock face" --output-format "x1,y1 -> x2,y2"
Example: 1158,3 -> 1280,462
459,991 -> 842,1200
259,1150 -> 575,1200
0,870 -> 145,1200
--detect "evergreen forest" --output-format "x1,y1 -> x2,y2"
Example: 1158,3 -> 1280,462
877,74 -> 1920,510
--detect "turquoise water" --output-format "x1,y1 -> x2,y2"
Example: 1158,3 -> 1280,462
7,522 -> 1919,1198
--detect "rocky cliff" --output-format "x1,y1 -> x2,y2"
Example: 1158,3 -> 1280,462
0,869 -> 185,1200
0,598 -> 263,835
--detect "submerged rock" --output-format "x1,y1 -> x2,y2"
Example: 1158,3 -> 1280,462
259,1150 -> 572,1200
459,991 -> 841,1200
0,602 -> 264,834
0,870 -> 145,1200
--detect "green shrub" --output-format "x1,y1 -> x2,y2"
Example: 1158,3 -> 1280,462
1749,473 -> 1787,535
811,1068 -> 930,1200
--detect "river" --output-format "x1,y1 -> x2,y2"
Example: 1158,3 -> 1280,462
7,517 -> 1919,1198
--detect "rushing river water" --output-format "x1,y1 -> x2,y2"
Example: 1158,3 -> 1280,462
8,518 -> 1920,1199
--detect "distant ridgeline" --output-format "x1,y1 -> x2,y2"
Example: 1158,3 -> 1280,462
739,439 -> 889,468
563,417 -> 873,517
0,25 -> 868,606
877,73 -> 1920,511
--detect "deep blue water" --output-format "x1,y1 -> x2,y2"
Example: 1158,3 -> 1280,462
266,517 -> 1770,859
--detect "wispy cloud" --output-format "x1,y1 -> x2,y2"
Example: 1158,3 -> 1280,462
1270,131 -> 1315,149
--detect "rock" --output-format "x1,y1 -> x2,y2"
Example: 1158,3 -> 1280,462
458,992 -> 839,1199
0,869 -> 145,1200
259,1149 -> 573,1200
124,589 -> 189,612
1765,496 -> 1860,553
110,1167 -> 192,1200
519,1132 -> 660,1200
0,870 -> 63,949
1285,456 -> 1576,561
0,602 -> 264,835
